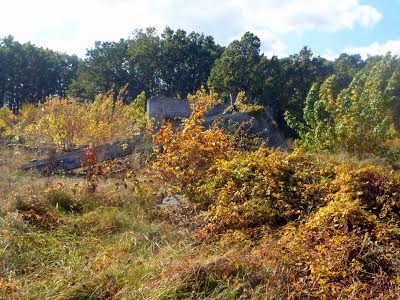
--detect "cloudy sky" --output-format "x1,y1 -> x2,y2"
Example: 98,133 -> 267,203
0,0 -> 399,59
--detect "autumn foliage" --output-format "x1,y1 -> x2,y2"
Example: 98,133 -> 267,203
151,88 -> 233,198
3,85 -> 400,298
146,90 -> 400,298
0,89 -> 146,150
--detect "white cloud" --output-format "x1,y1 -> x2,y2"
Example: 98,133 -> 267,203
322,49 -> 339,61
345,40 -> 400,58
0,0 -> 382,57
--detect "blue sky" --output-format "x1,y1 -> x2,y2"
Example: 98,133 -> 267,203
0,0 -> 399,59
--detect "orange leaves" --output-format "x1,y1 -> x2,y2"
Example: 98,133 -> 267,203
151,91 -> 233,198
18,208 -> 63,229
0,277 -> 19,293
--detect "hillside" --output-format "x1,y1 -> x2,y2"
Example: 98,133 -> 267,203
1,90 -> 400,299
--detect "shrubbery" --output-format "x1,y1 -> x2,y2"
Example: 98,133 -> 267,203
3,85 -> 400,298
149,90 -> 400,297
286,54 -> 400,163
151,89 -> 233,198
0,89 -> 146,150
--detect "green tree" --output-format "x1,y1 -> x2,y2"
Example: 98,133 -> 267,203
286,54 -> 400,158
128,28 -> 162,96
208,32 -> 261,101
159,27 -> 223,98
0,36 -> 79,110
69,27 -> 222,101
258,47 -> 333,136
68,39 -> 130,100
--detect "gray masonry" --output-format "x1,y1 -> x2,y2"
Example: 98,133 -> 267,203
147,96 -> 192,122
146,96 -> 288,150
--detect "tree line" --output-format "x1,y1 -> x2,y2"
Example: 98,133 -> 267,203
0,27 -> 374,135
0,36 -> 80,112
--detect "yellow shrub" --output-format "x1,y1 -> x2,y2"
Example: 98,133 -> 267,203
151,90 -> 233,198
234,91 -> 264,114
281,193 -> 400,298
23,98 -> 85,149
0,107 -> 15,138
203,149 -> 334,232
83,91 -> 146,146
19,91 -> 146,150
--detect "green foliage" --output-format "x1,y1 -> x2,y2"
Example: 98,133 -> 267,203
260,47 -> 333,134
208,32 -> 262,101
69,27 -> 223,101
0,36 -> 79,110
287,54 -> 400,160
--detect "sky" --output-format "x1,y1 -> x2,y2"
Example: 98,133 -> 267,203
0,0 -> 399,60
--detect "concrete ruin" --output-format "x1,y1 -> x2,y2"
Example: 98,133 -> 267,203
147,96 -> 192,122
147,96 -> 288,150
20,96 -> 289,172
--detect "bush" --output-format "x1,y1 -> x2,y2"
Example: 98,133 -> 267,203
286,55 -> 400,162
280,194 -> 400,298
202,148 -> 334,233
8,89 -> 147,150
46,189 -> 81,213
151,89 -> 234,198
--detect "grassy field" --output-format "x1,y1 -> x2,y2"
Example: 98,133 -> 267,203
1,143 -> 400,299
0,147 -> 271,299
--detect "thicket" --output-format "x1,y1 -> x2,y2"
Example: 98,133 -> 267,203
2,62 -> 400,297
0,89 -> 146,150
146,91 -> 400,298
1,31 -> 361,138
286,54 -> 400,164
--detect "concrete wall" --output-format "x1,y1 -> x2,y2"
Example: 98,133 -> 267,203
204,111 -> 288,150
147,96 -> 192,123
147,95 -> 288,150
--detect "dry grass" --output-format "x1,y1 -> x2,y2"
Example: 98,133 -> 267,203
2,145 -> 400,299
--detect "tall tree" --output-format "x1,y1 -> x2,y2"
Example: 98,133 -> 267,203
159,27 -> 223,98
128,28 -> 162,96
286,54 -> 400,158
68,39 -> 130,100
259,47 -> 333,136
70,28 -> 222,100
208,32 -> 261,101
0,36 -> 79,110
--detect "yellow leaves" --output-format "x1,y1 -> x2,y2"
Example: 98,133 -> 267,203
350,259 -> 364,272
234,91 -> 264,114
187,86 -> 223,112
0,107 -> 16,137
10,90 -> 146,150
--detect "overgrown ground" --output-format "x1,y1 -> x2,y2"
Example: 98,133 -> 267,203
2,89 -> 400,300
0,147 -> 271,299
2,142 -> 400,300
0,147 -> 193,299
